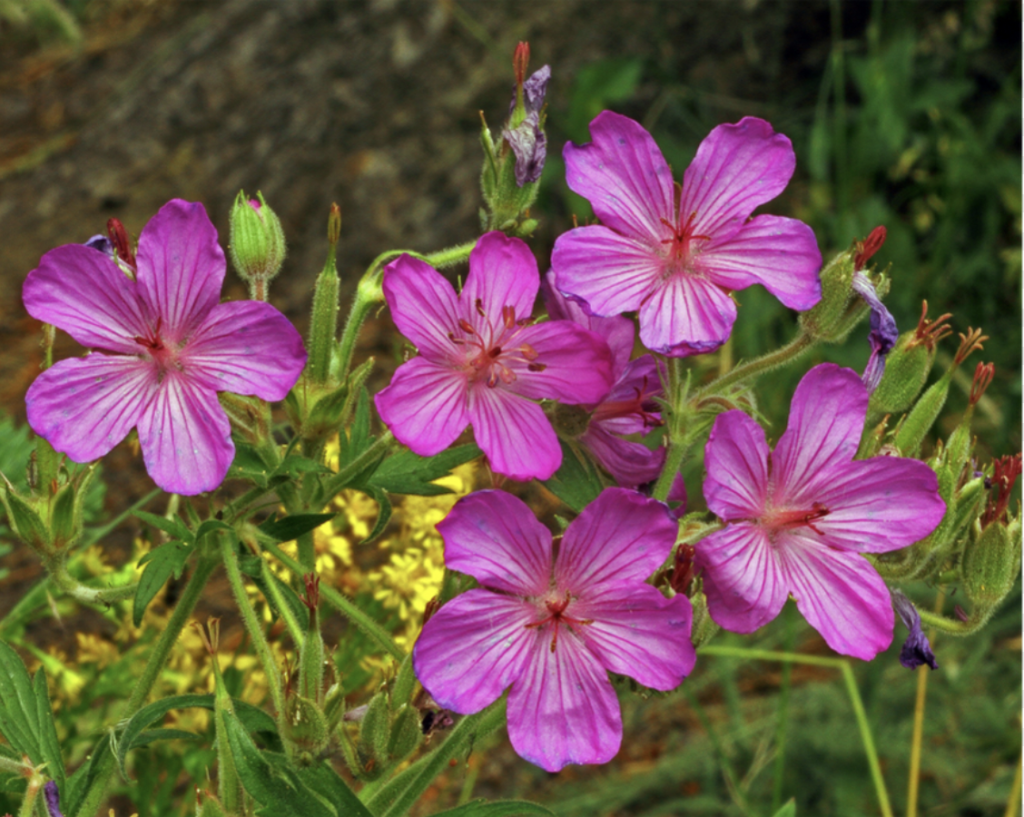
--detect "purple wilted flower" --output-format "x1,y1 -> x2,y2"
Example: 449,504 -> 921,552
891,589 -> 938,670
851,226 -> 897,393
551,112 -> 822,357
43,782 -> 64,817
502,43 -> 550,187
23,200 -> 306,495
413,488 -> 696,772
695,364 -> 946,660
542,272 -> 665,487
374,231 -> 613,481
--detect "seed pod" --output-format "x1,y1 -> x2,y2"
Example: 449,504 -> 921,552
799,249 -> 856,342
962,519 -> 1021,609
869,330 -> 935,417
387,704 -> 423,763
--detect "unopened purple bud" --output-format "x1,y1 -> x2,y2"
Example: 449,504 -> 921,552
891,589 -> 938,670
44,781 -> 64,817
503,116 -> 547,186
522,65 -> 550,116
83,234 -> 114,258
853,272 -> 898,393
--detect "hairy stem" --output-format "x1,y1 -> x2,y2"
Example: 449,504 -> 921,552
697,331 -> 815,397
46,556 -> 137,605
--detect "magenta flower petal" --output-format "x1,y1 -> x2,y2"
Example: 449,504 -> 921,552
703,410 -> 770,520
696,522 -> 788,633
556,488 -> 677,592
136,371 -> 234,495
578,425 -> 665,488
506,632 -> 622,772
506,322 -> 613,404
436,490 -> 552,595
23,245 -> 147,354
467,385 -> 560,481
374,357 -> 470,457
381,255 -> 462,359
551,225 -> 662,317
778,533 -> 895,660
26,355 -> 156,462
699,215 -> 823,311
637,272 -> 737,356
681,117 -> 797,239
412,590 -> 536,713
461,231 -> 539,322
185,301 -> 306,400
815,459 -> 946,552
563,110 -> 675,241
771,364 -> 867,507
579,587 -> 696,690
594,355 -> 662,437
135,200 -> 226,343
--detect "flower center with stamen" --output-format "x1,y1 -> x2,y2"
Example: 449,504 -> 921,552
134,317 -> 182,378
660,210 -> 711,269
760,502 -> 831,540
447,299 -> 546,388
591,374 -> 663,429
525,590 -> 593,653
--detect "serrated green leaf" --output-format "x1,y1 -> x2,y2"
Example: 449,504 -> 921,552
0,642 -> 41,762
430,799 -> 559,817
133,509 -> 193,543
367,444 -> 481,496
297,761 -> 373,817
542,439 -> 605,513
258,513 -> 335,543
133,541 -> 193,626
116,693 -> 214,778
32,669 -> 65,791
772,800 -> 797,817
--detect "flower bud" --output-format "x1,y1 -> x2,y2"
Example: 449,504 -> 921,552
962,515 -> 1021,609
387,704 -> 423,763
228,190 -> 286,299
798,249 -> 858,342
284,694 -> 330,756
356,692 -> 391,780
299,573 -> 325,704
1,477 -> 50,553
869,303 -> 952,418
307,204 -> 342,386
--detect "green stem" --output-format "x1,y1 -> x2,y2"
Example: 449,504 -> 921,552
73,557 -> 218,817
423,240 -> 476,269
771,605 -> 795,813
916,608 -> 981,636
698,331 -> 815,397
260,556 -> 305,648
17,771 -> 42,817
320,431 -> 395,499
699,645 -> 893,817
0,755 -> 31,776
46,556 -> 137,605
261,539 -> 404,662
219,535 -> 285,718
1005,753 -> 1022,817
680,686 -> 753,816
82,489 -> 162,546
908,592 -> 943,817
652,437 -> 687,503
375,701 -> 506,817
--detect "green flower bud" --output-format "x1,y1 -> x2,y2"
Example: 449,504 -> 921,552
356,692 -> 391,779
196,792 -> 228,817
299,574 -> 325,704
869,303 -> 952,419
0,477 -> 49,553
228,190 -> 286,299
962,518 -> 1021,609
387,704 -> 422,763
307,204 -> 341,386
799,249 -> 856,342
689,586 -> 719,648
284,694 -> 330,757
391,654 -> 416,709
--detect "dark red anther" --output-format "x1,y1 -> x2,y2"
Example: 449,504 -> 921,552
912,301 -> 953,351
969,362 -> 995,407
423,597 -> 439,626
457,318 -> 476,335
670,544 -> 697,595
853,225 -> 887,270
475,298 -> 486,317
301,572 -> 320,612
502,304 -> 516,329
106,218 -> 136,268
954,604 -> 969,622
953,327 -> 988,368
513,41 -> 530,87
982,453 -> 1022,528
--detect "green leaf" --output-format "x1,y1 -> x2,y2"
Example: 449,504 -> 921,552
64,736 -> 111,817
194,519 -> 233,541
340,388 -> 373,463
541,439 -> 605,513
0,641 -> 41,762
226,441 -> 273,487
258,512 -> 335,543
133,541 -> 193,627
115,693 -> 215,778
772,800 -> 797,817
297,760 -> 374,817
431,801 -> 559,817
247,562 -> 308,631
133,509 -> 193,543
367,444 -> 481,496
360,487 -> 392,545
127,727 -> 201,748
32,669 -> 65,791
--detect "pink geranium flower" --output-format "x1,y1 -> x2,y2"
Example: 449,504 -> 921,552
374,232 -> 613,481
551,111 -> 823,357
23,199 -> 306,495
413,487 -> 696,772
542,272 -> 665,487
695,363 -> 946,659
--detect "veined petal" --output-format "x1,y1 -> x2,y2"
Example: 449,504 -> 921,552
505,322 -> 613,404
413,590 -> 536,714
507,631 -> 621,772
185,301 -> 306,400
551,225 -> 662,317
704,410 -> 770,520
771,364 -> 867,508
681,117 -> 796,239
136,372 -> 233,495
594,354 -> 663,437
23,245 -> 147,354
461,232 -> 539,326
637,273 -> 736,357
26,355 -> 156,462
578,586 -> 695,690
382,255 -> 462,360
375,357 -> 469,457
135,200 -> 225,343
698,215 -> 822,311
814,458 -> 946,552
542,271 -> 635,376
436,490 -> 552,596
468,385 -> 560,481
563,110 -> 674,242
778,531 -> 894,660
695,522 -> 787,634
579,425 -> 664,488
557,488 -> 676,594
